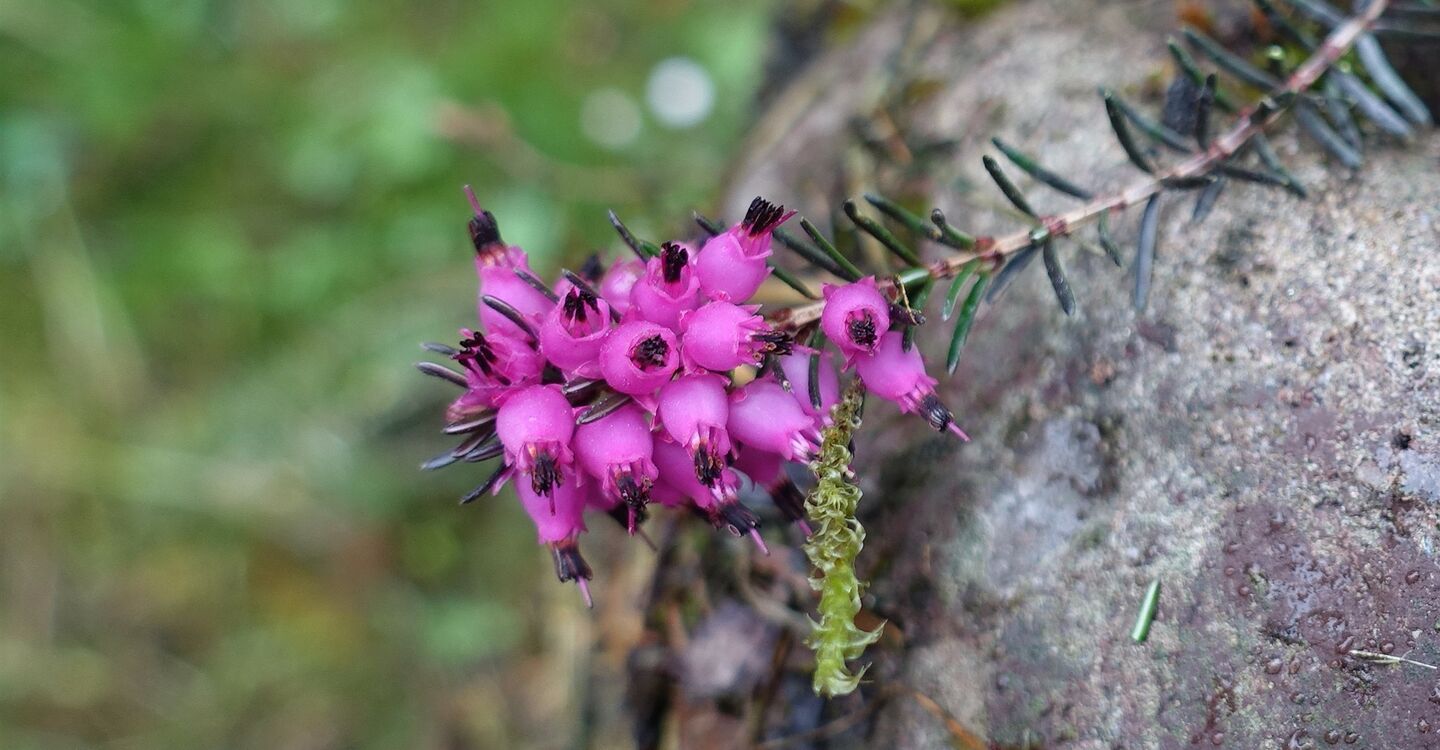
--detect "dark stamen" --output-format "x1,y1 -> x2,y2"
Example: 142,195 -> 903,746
455,330 -> 506,383
846,313 -> 878,349
531,452 -> 563,501
562,289 -> 600,324
752,330 -> 794,357
630,335 -> 670,370
919,393 -> 954,432
468,212 -> 502,253
741,197 -> 787,236
660,242 -> 688,284
715,500 -> 760,537
615,473 -> 651,510
550,540 -> 592,583
769,478 -> 807,524
693,446 -> 725,488
579,252 -> 604,282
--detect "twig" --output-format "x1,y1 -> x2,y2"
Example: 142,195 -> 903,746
774,0 -> 1389,329
1349,649 -> 1439,670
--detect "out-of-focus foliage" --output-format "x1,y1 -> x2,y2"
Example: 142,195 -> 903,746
0,1 -> 772,747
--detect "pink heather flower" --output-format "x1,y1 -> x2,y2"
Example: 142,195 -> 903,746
477,261 -> 554,340
694,197 -> 795,302
516,479 -> 593,606
853,331 -> 969,440
495,384 -> 577,500
630,242 -> 701,331
653,437 -> 767,553
600,258 -> 645,316
679,300 -> 793,372
821,276 -> 890,360
777,349 -> 840,422
657,374 -> 732,488
598,320 -> 680,397
733,445 -> 810,535
727,379 -> 821,461
538,288 -> 612,379
446,328 -> 544,421
572,404 -> 658,533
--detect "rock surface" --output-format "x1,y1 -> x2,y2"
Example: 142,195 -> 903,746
720,1 -> 1440,747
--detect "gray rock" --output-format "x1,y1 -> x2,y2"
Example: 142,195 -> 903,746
722,1 -> 1440,746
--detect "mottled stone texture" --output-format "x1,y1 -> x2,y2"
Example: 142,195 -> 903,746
723,1 -> 1440,747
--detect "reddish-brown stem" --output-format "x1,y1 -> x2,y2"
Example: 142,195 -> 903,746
775,0 -> 1388,329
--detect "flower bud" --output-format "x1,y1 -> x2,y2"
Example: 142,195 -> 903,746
821,276 -> 890,360
679,300 -> 793,372
496,384 -> 577,499
538,288 -> 612,379
600,258 -> 645,316
694,197 -> 794,302
599,320 -> 680,397
853,331 -> 969,439
657,374 -> 732,488
630,242 -> 701,331
728,379 -> 821,461
777,349 -> 840,422
573,404 -> 657,533
446,328 -> 544,421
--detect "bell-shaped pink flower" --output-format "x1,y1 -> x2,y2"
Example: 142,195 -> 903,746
853,331 -> 969,440
679,300 -> 793,372
538,288 -> 612,379
694,197 -> 794,302
630,242 -> 701,331
599,320 -> 680,397
821,276 -> 890,360
495,384 -> 577,500
446,328 -> 544,421
600,258 -> 645,316
653,437 -> 767,553
477,262 -> 554,340
728,379 -> 821,461
777,349 -> 840,422
517,479 -> 593,606
657,374 -> 733,489
733,445 -> 810,535
573,404 -> 657,533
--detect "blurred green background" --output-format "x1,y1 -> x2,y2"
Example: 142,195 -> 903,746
0,1 -> 780,746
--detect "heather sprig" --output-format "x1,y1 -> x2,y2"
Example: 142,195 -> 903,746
416,0 -> 1431,698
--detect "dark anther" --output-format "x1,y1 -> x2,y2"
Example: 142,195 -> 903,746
468,210 -> 503,254
563,288 -> 600,324
550,540 -> 592,583
715,500 -> 761,537
630,335 -> 671,369
579,252 -> 604,282
455,330 -> 504,382
660,242 -> 688,284
694,446 -> 725,488
531,452 -> 563,500
920,393 -> 954,433
741,197 -> 786,236
616,473 -> 651,509
769,478 -> 807,524
753,330 -> 794,356
846,313 -> 878,348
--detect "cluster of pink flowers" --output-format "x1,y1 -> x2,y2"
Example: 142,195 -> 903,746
425,189 -> 967,605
